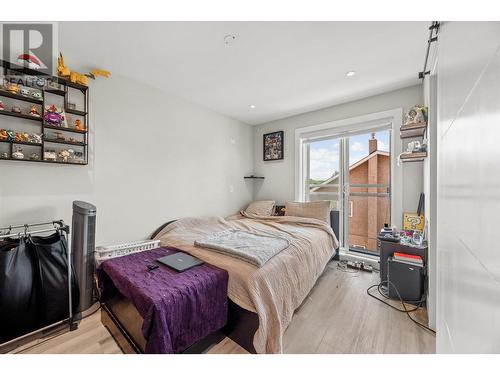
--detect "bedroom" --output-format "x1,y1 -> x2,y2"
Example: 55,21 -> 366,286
1,1 -> 499,373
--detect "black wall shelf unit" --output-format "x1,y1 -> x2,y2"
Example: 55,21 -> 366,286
0,59 -> 89,165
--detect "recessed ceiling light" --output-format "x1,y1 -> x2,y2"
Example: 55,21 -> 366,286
346,71 -> 356,77
249,104 -> 256,109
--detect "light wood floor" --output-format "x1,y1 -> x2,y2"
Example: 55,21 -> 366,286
14,262 -> 435,354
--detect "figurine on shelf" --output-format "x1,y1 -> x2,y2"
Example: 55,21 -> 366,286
31,91 -> 42,100
57,53 -> 111,86
43,105 -> 65,126
11,106 -> 21,114
58,149 -> 70,162
28,133 -> 42,144
404,105 -> 428,125
29,105 -> 41,117
74,119 -> 85,131
5,83 -> 20,94
20,87 -> 31,97
44,150 -> 57,161
0,101 -> 5,111
6,130 -> 15,141
29,153 -> 40,161
15,132 -> 30,142
54,131 -> 65,141
0,152 -> 8,159
12,147 -> 24,159
0,129 -> 8,140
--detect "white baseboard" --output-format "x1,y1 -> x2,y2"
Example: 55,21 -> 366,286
339,250 -> 380,270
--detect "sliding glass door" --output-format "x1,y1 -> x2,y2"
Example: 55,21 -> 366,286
304,128 -> 391,256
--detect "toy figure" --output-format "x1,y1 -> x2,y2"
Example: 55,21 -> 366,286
20,87 -> 31,97
57,53 -> 111,86
43,105 -> 65,126
58,149 -> 70,162
0,129 -> 8,140
6,130 -> 15,141
31,91 -> 42,100
0,152 -> 8,159
15,132 -> 29,142
0,101 -> 4,110
11,106 -> 21,113
28,133 -> 42,144
29,153 -> 40,160
74,119 -> 85,131
5,83 -> 20,94
404,105 -> 428,125
29,105 -> 41,117
54,131 -> 65,141
12,147 -> 24,159
44,150 -> 56,161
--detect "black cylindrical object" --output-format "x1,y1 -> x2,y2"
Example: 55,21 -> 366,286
71,201 -> 96,314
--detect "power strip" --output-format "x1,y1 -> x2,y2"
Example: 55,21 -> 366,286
346,261 -> 373,272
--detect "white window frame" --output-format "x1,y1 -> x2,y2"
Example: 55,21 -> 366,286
294,108 -> 403,259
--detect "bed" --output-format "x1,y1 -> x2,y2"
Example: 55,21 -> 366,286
100,210 -> 339,354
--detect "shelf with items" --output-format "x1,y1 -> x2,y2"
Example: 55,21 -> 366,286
399,151 -> 428,163
0,58 -> 90,165
0,138 -> 42,147
65,108 -> 87,116
400,122 -> 427,139
44,138 -> 86,147
44,88 -> 66,97
0,109 -> 43,122
399,105 -> 429,162
0,89 -> 43,104
0,156 -> 86,165
43,124 -> 87,134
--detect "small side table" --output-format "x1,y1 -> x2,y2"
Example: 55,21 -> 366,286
378,238 -> 427,284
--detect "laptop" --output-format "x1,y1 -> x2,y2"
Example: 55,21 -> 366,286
156,252 -> 204,272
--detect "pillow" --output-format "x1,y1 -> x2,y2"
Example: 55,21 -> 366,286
285,201 -> 331,224
244,200 -> 276,216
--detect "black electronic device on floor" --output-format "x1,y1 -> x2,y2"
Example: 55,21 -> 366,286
387,257 -> 424,304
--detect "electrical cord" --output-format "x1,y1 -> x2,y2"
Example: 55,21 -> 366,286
336,260 -> 360,276
367,280 -> 436,334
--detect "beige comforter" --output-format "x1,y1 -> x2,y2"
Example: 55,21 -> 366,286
154,213 -> 338,354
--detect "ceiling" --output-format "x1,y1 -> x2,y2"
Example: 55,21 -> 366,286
59,22 -> 429,125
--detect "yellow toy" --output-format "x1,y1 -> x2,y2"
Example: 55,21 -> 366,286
5,82 -> 20,94
57,53 -> 111,86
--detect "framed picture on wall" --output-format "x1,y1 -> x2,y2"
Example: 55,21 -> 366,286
263,130 -> 284,161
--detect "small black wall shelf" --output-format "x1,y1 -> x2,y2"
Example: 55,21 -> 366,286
0,59 -> 89,165
244,176 -> 265,179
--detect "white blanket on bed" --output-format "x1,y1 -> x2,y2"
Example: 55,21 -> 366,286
195,229 -> 290,267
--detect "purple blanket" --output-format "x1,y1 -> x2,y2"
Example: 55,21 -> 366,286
98,247 -> 228,354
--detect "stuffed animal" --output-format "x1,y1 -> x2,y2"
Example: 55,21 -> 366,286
44,105 -> 65,126
57,53 -> 111,86
0,129 -> 8,140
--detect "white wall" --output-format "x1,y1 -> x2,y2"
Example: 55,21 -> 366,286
253,84 -> 424,226
0,73 -> 254,246
436,22 -> 500,353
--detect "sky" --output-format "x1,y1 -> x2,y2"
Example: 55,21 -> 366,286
309,130 -> 390,180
